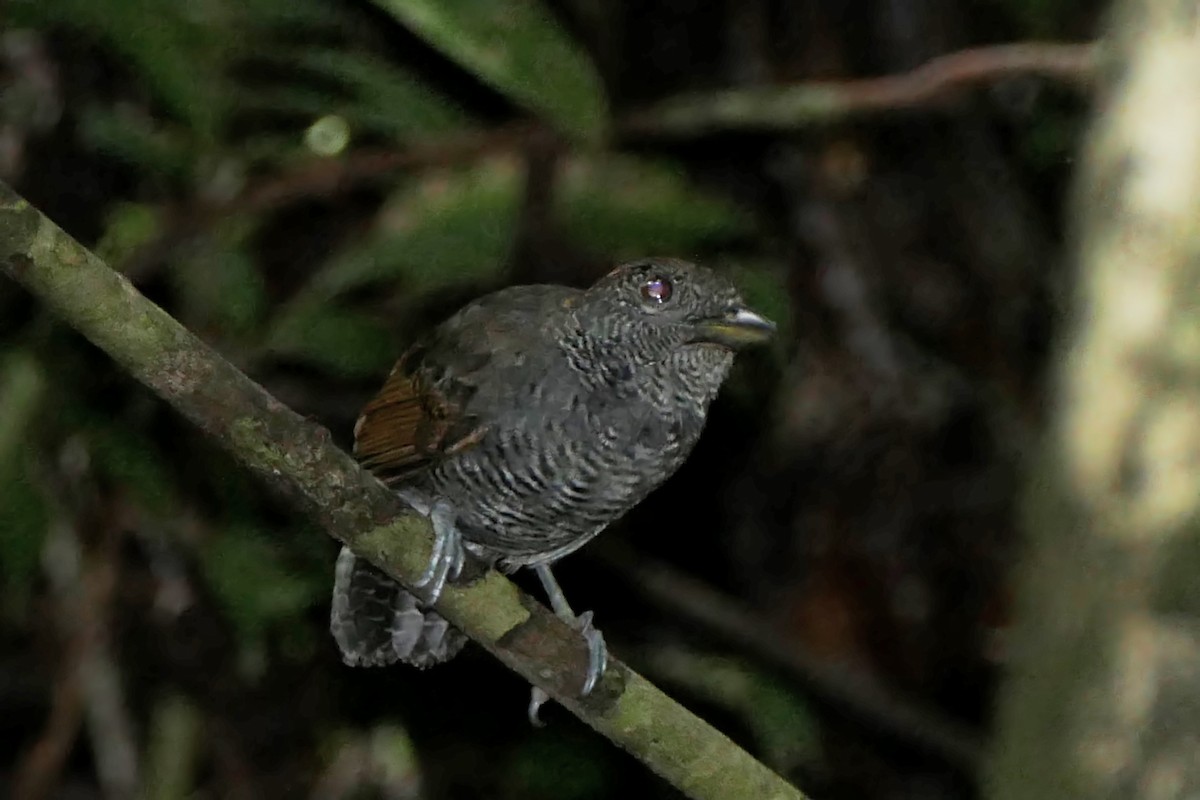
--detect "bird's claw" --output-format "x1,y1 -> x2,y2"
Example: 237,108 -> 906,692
576,610 -> 608,696
404,495 -> 463,605
528,687 -> 549,726
526,609 -> 607,726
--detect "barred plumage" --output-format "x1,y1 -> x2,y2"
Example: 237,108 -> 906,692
331,259 -> 773,678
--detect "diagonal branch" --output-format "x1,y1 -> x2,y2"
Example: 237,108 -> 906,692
0,181 -> 805,800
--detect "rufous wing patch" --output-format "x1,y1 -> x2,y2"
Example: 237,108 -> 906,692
353,350 -> 487,484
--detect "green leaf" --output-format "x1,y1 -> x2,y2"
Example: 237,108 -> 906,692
647,646 -> 821,772
557,155 -> 753,258
142,694 -> 203,800
369,0 -> 607,142
89,425 -> 178,517
295,49 -> 470,138
303,158 -> 522,301
201,526 -> 324,647
745,674 -> 822,771
264,304 -> 397,378
0,353 -> 49,600
235,0 -> 348,29
17,0 -> 229,138
506,733 -> 611,800
96,202 -> 166,268
172,245 -> 268,336
367,725 -> 421,789
0,460 -> 48,602
239,48 -> 471,143
0,352 -> 45,467
78,107 -> 200,182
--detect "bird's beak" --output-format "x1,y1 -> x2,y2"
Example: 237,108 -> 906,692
691,307 -> 777,349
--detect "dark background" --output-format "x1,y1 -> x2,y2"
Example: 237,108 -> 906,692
0,1 -> 1102,798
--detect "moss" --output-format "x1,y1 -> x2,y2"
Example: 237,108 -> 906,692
441,570 -> 530,642
606,674 -> 797,800
0,191 -> 41,276
229,416 -> 289,475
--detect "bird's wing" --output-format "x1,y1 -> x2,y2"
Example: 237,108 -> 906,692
351,345 -> 476,484
352,284 -> 579,484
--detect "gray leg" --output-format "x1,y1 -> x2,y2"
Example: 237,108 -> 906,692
528,564 -> 608,725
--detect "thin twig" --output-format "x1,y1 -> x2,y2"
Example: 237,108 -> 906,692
37,464 -> 141,800
10,637 -> 86,800
621,42 -> 1099,137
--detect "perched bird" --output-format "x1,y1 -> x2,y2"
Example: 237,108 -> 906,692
330,258 -> 774,720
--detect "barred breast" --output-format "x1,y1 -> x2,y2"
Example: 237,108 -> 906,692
419,344 -> 733,567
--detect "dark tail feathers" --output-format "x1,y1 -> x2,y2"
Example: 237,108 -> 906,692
330,547 -> 467,668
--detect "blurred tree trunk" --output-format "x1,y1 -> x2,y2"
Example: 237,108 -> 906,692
988,1 -> 1200,797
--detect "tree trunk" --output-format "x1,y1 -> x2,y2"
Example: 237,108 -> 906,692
989,2 -> 1200,798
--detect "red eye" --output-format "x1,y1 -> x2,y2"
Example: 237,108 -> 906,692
640,276 -> 673,305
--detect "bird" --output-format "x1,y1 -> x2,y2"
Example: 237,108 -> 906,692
329,257 -> 775,721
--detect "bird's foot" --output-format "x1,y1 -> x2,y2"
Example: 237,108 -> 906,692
575,610 -> 608,695
396,489 -> 464,605
527,608 -> 608,726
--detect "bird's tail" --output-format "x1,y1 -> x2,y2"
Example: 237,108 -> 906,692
330,546 -> 467,668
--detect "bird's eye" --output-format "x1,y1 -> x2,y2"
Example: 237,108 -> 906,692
640,276 -> 673,306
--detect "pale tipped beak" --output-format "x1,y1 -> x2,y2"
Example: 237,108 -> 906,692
691,307 -> 777,349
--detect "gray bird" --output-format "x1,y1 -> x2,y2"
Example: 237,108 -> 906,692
330,258 -> 775,720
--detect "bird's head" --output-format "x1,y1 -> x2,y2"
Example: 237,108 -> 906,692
575,258 -> 776,360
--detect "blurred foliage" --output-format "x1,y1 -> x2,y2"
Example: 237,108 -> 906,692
646,645 -> 822,774
141,694 -> 203,800
14,0 -> 231,139
200,524 -> 325,673
0,0 -> 1097,797
504,732 -> 612,800
0,353 -> 48,607
557,155 -> 752,257
301,157 -> 525,303
370,0 -> 608,141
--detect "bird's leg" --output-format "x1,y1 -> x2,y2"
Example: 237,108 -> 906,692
535,566 -> 608,692
527,564 -> 608,725
395,488 -> 464,605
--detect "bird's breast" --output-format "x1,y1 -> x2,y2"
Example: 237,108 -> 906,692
426,381 -> 705,564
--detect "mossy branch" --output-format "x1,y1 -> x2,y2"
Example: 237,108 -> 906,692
0,181 -> 804,800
